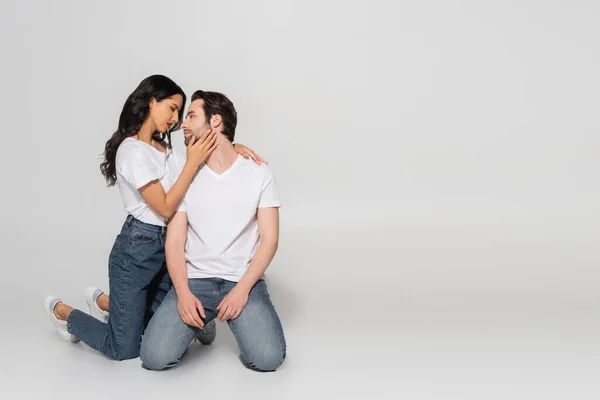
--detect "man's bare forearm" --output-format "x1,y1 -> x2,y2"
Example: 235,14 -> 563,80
236,240 -> 278,292
166,244 -> 191,295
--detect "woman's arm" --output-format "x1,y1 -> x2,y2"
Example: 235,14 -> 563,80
233,143 -> 268,165
139,131 -> 216,219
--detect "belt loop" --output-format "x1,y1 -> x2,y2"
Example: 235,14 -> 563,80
126,215 -> 133,227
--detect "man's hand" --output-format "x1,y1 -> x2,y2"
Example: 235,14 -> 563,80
216,285 -> 250,321
177,290 -> 206,328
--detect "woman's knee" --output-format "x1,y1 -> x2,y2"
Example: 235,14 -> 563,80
109,341 -> 141,361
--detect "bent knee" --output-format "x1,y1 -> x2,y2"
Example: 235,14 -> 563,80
244,347 -> 286,372
139,339 -> 178,370
140,348 -> 178,371
106,342 -> 140,361
112,352 -> 138,361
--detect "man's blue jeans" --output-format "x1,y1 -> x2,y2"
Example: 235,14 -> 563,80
140,278 -> 286,371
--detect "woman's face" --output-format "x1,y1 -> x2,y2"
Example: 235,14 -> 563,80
149,94 -> 183,133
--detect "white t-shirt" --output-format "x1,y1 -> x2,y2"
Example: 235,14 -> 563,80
116,137 -> 185,227
179,155 -> 281,282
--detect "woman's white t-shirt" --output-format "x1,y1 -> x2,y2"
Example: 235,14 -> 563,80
115,137 -> 185,227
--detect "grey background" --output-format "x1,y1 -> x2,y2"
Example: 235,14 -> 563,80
0,0 -> 598,399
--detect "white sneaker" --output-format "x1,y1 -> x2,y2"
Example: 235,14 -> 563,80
44,296 -> 80,343
85,287 -> 109,323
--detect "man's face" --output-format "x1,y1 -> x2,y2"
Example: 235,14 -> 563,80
181,99 -> 210,146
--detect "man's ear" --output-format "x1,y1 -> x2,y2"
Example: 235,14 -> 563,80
211,114 -> 223,129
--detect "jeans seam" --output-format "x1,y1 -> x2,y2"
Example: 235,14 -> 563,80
108,238 -> 121,276
66,309 -> 77,335
111,247 -> 132,359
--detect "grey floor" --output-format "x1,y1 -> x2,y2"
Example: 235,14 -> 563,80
2,0 -> 599,398
2,225 -> 599,399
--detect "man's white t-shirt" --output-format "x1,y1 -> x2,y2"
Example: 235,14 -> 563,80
179,155 -> 281,282
115,137 -> 185,227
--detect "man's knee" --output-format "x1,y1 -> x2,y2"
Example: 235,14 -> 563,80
140,348 -> 178,371
243,346 -> 286,372
139,339 -> 179,371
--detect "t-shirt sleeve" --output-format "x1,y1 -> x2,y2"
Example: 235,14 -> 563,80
258,168 -> 281,208
172,151 -> 188,212
116,144 -> 165,189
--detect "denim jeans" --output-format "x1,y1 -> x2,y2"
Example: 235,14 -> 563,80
67,215 -> 172,360
140,278 -> 286,371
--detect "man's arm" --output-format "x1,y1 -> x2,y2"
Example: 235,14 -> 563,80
216,207 -> 280,321
165,211 -> 190,294
165,211 -> 206,328
237,207 -> 279,291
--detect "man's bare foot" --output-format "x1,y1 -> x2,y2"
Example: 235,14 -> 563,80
53,302 -> 74,321
96,293 -> 109,312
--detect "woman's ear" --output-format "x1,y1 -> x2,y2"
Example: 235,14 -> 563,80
149,98 -> 156,110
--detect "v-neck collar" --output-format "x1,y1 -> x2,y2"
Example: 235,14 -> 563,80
204,154 -> 243,180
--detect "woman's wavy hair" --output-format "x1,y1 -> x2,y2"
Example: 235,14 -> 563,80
100,75 -> 186,186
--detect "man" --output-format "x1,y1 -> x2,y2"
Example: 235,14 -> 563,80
140,90 -> 286,371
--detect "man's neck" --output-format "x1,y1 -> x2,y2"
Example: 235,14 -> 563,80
205,133 -> 238,174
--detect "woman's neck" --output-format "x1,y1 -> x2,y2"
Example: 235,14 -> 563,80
135,120 -> 155,143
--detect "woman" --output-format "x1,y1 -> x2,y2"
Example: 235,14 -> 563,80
44,75 -> 264,360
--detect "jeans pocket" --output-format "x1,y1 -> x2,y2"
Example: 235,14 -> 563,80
130,230 -> 159,245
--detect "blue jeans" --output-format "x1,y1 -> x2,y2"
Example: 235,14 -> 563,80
140,278 -> 286,371
67,215 -> 172,360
